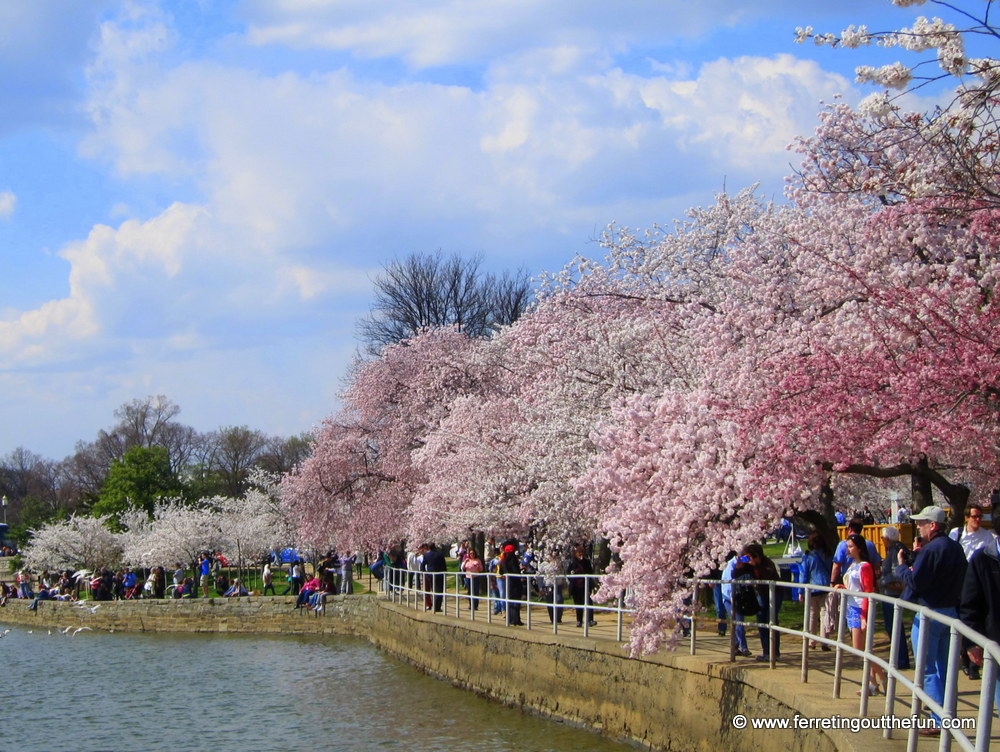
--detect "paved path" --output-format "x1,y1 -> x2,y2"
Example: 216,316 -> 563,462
382,590 -> 997,750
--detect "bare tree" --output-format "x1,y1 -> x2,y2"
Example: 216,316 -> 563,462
257,434 -> 313,475
203,426 -> 270,498
358,251 -> 532,353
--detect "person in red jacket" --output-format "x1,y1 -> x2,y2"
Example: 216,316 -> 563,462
836,533 -> 886,695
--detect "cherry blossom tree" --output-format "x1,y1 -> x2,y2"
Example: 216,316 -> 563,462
279,0 -> 1000,656
22,515 -> 123,572
281,328 -> 489,552
120,500 -> 223,569
215,471 -> 292,576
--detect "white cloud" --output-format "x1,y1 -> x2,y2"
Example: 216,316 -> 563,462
633,54 -> 854,171
0,190 -> 15,219
0,0 -> 879,458
5,4 -> 856,376
239,0 -> 758,68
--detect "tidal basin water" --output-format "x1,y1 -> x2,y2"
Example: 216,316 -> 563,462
1,625 -> 632,752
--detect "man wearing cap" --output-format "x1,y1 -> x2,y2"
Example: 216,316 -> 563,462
895,505 -> 968,735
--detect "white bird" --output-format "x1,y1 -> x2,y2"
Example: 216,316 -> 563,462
72,627 -> 92,636
77,603 -> 100,613
0,629 -> 11,637
60,626 -> 73,634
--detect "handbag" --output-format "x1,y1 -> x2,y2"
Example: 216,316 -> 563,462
734,582 -> 760,616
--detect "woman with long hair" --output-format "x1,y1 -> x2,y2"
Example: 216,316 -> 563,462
836,533 -> 887,695
461,547 -> 485,610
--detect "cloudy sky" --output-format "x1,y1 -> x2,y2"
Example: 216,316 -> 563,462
0,0 -> 947,460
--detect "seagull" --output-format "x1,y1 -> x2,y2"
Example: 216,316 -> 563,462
60,626 -> 73,634
77,603 -> 100,613
72,627 -> 92,636
0,629 -> 11,637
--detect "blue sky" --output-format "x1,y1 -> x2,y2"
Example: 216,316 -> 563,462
0,0 -> 966,460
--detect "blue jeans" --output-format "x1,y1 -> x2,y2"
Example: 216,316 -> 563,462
723,596 -> 747,652
713,585 -> 727,635
881,599 -> 911,670
757,590 -> 782,657
912,608 -> 956,726
494,578 -> 506,613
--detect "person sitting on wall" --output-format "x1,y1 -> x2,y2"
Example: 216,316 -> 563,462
173,577 -> 194,598
223,578 -> 248,597
307,580 -> 333,612
27,584 -> 56,611
295,575 -> 322,609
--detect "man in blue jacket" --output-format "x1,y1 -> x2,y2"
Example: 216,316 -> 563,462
895,505 -> 968,736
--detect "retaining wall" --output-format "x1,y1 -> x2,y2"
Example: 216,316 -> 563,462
0,594 -> 372,636
0,596 -> 889,752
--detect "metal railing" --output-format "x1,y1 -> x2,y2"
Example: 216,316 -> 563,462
382,567 -> 627,640
382,566 -> 998,752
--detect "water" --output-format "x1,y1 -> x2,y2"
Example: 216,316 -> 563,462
0,626 -> 632,752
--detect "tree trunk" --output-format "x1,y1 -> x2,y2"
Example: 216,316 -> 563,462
911,459 -> 934,509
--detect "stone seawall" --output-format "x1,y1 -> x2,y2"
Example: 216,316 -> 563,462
0,596 -> 885,752
366,601 -> 863,752
0,594 -> 373,635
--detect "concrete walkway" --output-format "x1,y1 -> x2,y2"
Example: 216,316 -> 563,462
383,591 -> 996,751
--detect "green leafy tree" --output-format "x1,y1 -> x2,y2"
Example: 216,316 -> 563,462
93,446 -> 183,520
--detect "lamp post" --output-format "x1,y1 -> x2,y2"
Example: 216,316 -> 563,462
1,495 -> 6,526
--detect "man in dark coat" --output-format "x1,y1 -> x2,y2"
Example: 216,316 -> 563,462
896,506 -> 968,735
420,543 -> 447,613
959,516 -> 1000,721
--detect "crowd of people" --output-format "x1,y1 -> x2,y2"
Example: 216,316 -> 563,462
378,538 -> 602,629
0,549 -> 366,608
3,501 -> 1000,731
771,502 -> 998,736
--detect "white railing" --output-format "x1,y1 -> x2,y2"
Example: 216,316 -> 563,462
382,567 -> 626,639
382,566 -> 998,752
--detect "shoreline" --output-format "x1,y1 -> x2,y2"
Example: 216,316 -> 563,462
0,595 -> 899,752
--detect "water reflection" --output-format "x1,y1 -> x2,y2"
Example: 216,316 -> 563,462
1,626 -> 631,752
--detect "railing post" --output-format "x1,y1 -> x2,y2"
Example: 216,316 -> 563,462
801,583 -> 811,683
551,574 -> 562,634
941,624 -> 963,751
907,610 -> 931,752
690,582 -> 698,656
884,599 -> 904,738
525,574 -> 532,631
975,653 -> 996,752
833,589 -> 847,699
617,590 -> 624,643
764,581 -> 774,668
859,593 -> 876,715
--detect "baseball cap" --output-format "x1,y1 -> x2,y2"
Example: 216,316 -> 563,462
910,506 -> 946,524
